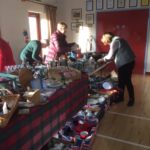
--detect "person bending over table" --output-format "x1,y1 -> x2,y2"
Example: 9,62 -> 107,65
98,32 -> 135,106
20,40 -> 48,66
45,22 -> 79,63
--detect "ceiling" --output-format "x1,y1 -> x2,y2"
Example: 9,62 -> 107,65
35,0 -> 58,4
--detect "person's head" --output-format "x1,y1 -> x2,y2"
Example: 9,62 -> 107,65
57,22 -> 67,34
101,32 -> 115,45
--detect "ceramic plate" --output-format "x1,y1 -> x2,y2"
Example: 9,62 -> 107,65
102,81 -> 113,90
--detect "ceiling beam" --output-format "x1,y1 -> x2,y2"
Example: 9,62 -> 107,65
21,0 -> 57,8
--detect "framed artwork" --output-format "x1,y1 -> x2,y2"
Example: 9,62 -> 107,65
117,0 -> 125,8
86,14 -> 94,25
141,0 -> 149,6
129,0 -> 138,7
96,0 -> 103,10
106,0 -> 114,9
86,0 -> 93,11
71,9 -> 82,20
71,22 -> 83,31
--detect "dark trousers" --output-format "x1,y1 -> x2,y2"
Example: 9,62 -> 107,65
118,61 -> 135,100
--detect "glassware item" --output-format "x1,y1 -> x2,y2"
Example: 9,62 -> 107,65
98,96 -> 105,103
12,65 -> 16,71
77,110 -> 86,119
75,135 -> 82,147
9,66 -> 12,73
86,110 -> 93,117
5,66 -> 9,73
25,63 -> 28,68
16,65 -> 20,70
102,81 -> 113,90
3,102 -> 9,114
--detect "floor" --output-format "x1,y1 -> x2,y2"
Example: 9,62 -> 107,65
91,74 -> 150,150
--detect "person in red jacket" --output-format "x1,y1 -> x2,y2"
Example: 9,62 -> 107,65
0,37 -> 16,72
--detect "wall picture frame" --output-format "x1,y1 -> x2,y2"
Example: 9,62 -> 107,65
129,0 -> 138,7
71,22 -> 83,31
71,9 -> 82,20
96,0 -> 103,10
117,0 -> 125,8
86,0 -> 93,11
86,14 -> 94,25
106,0 -> 114,9
141,0 -> 149,6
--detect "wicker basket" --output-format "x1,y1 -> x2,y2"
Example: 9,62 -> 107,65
0,93 -> 20,128
19,68 -> 33,89
23,89 -> 41,105
48,67 -> 81,81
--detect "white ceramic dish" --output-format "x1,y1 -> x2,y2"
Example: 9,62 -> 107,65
102,81 -> 113,90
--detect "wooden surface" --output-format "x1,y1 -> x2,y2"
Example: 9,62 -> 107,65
91,74 -> 150,150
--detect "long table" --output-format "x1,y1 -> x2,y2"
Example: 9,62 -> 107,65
0,74 -> 89,150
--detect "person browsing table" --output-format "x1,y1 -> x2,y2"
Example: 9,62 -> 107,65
45,22 -> 79,63
98,32 -> 136,106
20,40 -> 48,66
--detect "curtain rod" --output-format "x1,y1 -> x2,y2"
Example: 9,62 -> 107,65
22,0 -> 57,8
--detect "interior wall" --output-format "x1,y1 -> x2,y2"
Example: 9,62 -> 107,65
0,0 -> 56,64
56,0 -> 96,53
0,0 -> 27,63
0,0 -> 150,72
56,0 -> 150,72
56,0 -> 150,45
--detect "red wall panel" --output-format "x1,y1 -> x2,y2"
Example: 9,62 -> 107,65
96,10 -> 149,74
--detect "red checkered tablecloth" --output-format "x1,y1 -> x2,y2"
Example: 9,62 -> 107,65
0,74 -> 89,150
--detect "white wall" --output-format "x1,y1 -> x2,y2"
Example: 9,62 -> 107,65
0,0 -> 150,72
0,0 -> 28,63
0,0 -> 56,64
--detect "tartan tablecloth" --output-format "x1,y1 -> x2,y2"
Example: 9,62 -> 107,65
0,74 -> 89,150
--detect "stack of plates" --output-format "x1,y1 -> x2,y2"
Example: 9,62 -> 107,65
47,81 -> 63,88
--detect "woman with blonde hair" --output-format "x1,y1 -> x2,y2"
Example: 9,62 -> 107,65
98,32 -> 135,106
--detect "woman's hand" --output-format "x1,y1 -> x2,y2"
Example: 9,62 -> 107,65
97,58 -> 104,63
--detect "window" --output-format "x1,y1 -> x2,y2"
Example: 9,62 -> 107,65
28,12 -> 41,40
